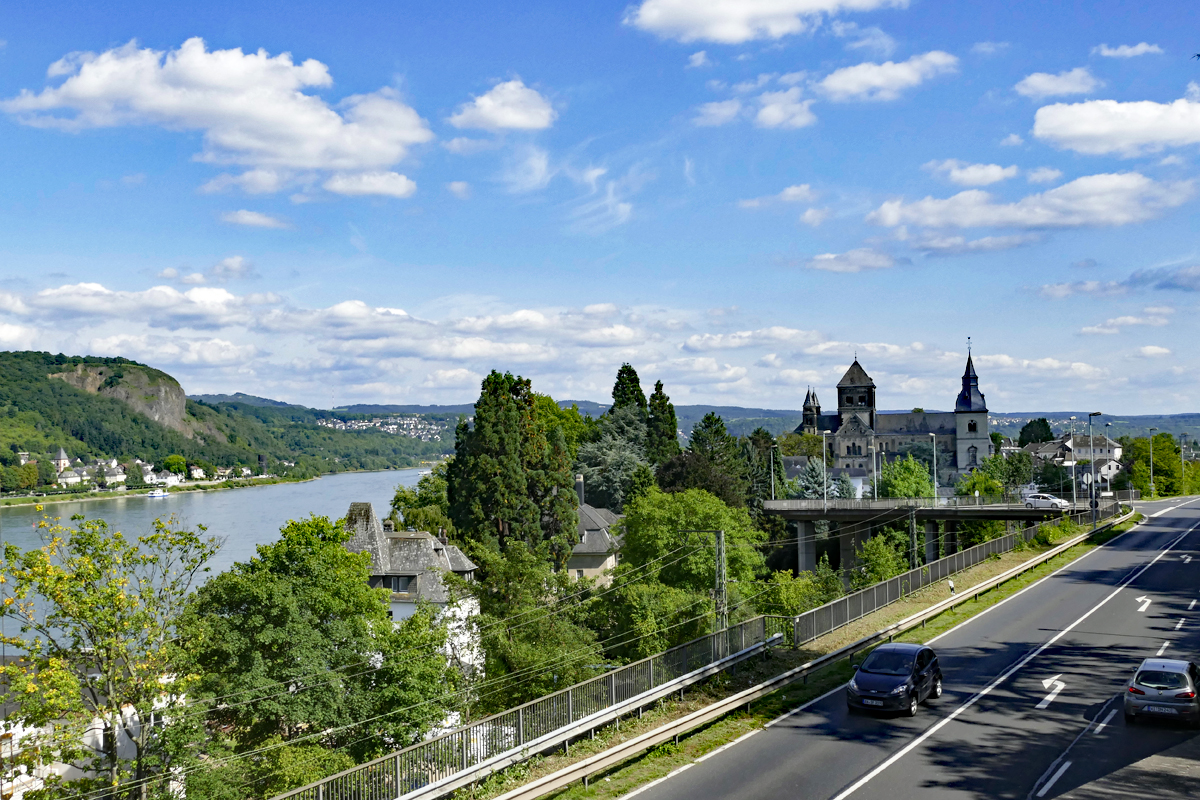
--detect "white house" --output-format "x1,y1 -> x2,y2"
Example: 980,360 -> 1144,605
188,466 -> 206,480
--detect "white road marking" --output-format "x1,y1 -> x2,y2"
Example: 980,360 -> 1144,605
1184,555 -> 1193,563
1176,618 -> 1185,630
1191,599 -> 1197,611
1135,595 -> 1152,612
618,763 -> 694,799
1036,675 -> 1067,710
830,524 -> 1196,800
694,729 -> 759,762
1036,760 -> 1072,798
1093,708 -> 1117,734
1157,641 -> 1170,656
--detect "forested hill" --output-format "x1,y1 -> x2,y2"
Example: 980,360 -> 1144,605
0,351 -> 450,476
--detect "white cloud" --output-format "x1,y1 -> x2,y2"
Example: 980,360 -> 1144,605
1081,308 -> 1172,335
806,248 -> 895,273
1125,264 -> 1200,292
0,323 -> 38,349
1000,133 -> 1024,146
90,333 -> 258,365
1033,95 -> 1200,157
914,233 -> 1039,255
734,74 -> 776,92
971,41 -> 1008,56
830,22 -> 896,57
201,168 -> 288,195
25,282 -> 279,329
1026,167 -> 1063,184
1093,43 -> 1163,58
210,255 -> 254,281
220,209 -> 290,228
923,159 -> 1018,187
121,173 -> 145,185
503,147 -> 554,192
2,38 -> 432,185
693,98 -> 742,126
1038,280 -> 1127,299
448,79 -> 556,131
442,137 -> 496,155
767,368 -> 826,386
687,51 -> 711,68
868,173 -> 1192,230
739,183 -> 817,208
681,326 -> 819,351
623,0 -> 908,44
1137,345 -> 1171,357
1014,67 -> 1101,99
755,87 -> 816,128
801,207 -> 830,226
447,181 -> 471,199
323,171 -> 417,198
819,51 -> 958,101
974,353 -> 1106,380
422,368 -> 482,388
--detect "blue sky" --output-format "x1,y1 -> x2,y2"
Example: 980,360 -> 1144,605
2,0 -> 1199,413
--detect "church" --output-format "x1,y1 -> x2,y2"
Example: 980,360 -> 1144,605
796,355 -> 992,487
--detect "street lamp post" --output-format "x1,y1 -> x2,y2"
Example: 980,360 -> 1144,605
770,443 -> 777,501
1181,433 -> 1187,498
1069,415 -> 1078,511
1149,427 -> 1158,499
929,432 -> 938,505
1105,422 -> 1112,495
1089,412 -> 1102,529
869,444 -> 878,500
821,431 -> 829,513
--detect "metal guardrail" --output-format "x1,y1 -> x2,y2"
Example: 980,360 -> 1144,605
790,500 -> 1121,647
273,617 -> 769,800
491,506 -> 1137,800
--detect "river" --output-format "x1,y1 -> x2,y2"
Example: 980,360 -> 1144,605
0,469 -> 422,575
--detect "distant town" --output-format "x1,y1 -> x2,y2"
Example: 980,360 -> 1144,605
315,414 -> 455,441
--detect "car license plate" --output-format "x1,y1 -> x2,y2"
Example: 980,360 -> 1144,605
1144,706 -> 1177,714
863,699 -> 883,706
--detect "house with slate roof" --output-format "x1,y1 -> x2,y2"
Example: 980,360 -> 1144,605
565,475 -> 623,585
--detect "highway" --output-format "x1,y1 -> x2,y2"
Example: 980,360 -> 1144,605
630,498 -> 1200,800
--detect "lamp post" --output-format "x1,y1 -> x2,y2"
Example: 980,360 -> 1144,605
929,432 -> 938,505
769,443 -> 777,501
1181,433 -> 1187,498
1088,412 -> 1102,529
1105,422 -> 1112,495
821,431 -> 829,513
1149,427 -> 1158,499
1069,415 -> 1078,511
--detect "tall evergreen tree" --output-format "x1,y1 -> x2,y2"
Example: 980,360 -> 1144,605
646,380 -> 681,466
1018,418 -> 1055,447
611,363 -> 647,418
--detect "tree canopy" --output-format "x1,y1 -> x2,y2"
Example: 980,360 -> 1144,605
1018,418 -> 1055,447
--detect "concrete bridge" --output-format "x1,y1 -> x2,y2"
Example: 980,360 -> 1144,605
762,496 -> 1119,573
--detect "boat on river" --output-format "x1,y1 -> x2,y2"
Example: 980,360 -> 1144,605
146,488 -> 169,498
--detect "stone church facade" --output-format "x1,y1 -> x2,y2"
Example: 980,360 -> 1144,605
796,355 -> 992,487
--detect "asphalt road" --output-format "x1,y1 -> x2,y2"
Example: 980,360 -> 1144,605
630,498 -> 1200,800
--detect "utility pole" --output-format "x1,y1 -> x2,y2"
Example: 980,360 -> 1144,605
770,444 -> 777,501
821,431 -> 829,513
909,509 -> 918,569
929,432 -> 938,505
1089,412 -> 1101,529
1181,433 -> 1187,497
1149,427 -> 1158,498
1069,416 -> 1078,511
714,529 -> 727,635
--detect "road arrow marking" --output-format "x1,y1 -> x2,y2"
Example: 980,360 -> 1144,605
1136,596 -> 1152,612
1185,555 -> 1193,564
1036,674 -> 1066,709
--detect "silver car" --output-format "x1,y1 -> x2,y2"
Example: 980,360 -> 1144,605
1025,493 -> 1069,510
1124,658 -> 1200,726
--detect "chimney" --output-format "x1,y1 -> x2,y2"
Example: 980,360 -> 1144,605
382,519 -> 395,533
575,474 -> 585,506
438,526 -> 448,545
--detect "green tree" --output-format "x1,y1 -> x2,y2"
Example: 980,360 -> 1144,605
956,468 -> 1003,498
848,532 -> 908,589
0,514 -> 221,799
874,454 -> 935,499
778,432 -> 824,458
1018,418 -> 1055,447
646,381 -> 681,466
16,462 -> 38,490
391,461 -> 455,536
532,395 -> 596,461
180,515 -> 459,760
790,457 -> 831,500
611,363 -> 647,418
833,472 -> 857,499
1124,433 -> 1182,497
163,454 -> 187,475
575,404 -> 649,512
36,459 -> 56,486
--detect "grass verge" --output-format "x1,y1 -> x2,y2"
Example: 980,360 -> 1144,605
454,511 -> 1143,800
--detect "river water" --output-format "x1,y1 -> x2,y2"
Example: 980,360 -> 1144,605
0,469 -> 422,575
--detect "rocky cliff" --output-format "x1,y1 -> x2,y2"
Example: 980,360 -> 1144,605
49,363 -> 192,436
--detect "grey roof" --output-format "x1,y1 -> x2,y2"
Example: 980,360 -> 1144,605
573,503 -> 622,556
874,411 -> 956,435
56,447 -> 69,460
837,360 -> 875,388
955,355 -> 988,413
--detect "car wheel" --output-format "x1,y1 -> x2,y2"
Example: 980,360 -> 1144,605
930,677 -> 943,700
906,693 -> 919,717
1025,503 -> 1033,509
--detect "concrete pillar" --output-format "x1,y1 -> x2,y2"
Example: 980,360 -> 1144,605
797,520 -> 817,574
924,521 -> 938,564
839,522 -> 856,573
944,521 -> 958,554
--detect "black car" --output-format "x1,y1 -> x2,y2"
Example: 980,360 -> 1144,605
846,642 -> 943,716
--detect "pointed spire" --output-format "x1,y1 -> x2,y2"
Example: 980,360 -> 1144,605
955,350 -> 987,413
803,387 -> 813,408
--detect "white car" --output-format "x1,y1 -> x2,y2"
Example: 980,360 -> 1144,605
1025,493 -> 1069,510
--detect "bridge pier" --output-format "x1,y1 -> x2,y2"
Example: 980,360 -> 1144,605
924,521 -> 938,564
944,521 -> 958,554
798,520 -> 817,573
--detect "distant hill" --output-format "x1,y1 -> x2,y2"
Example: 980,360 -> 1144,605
190,392 -> 303,409
0,351 -> 451,477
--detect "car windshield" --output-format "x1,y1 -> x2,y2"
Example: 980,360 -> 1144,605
1136,670 -> 1186,690
861,650 -> 914,676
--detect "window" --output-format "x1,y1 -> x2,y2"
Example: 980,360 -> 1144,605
967,420 -> 978,433
389,576 -> 411,592
967,445 -> 978,466
859,395 -> 867,405
847,445 -> 853,455
576,570 -> 584,579
916,650 -> 931,671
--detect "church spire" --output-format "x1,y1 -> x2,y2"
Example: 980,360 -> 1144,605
955,351 -> 987,412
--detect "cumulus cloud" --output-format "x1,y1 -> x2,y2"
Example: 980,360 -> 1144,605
442,137 -> 496,155
974,353 -> 1105,380
220,209 -> 290,228
24,282 -> 279,329
681,326 -> 819,352
1,38 -> 432,192
623,0 -> 907,44
914,233 -> 1040,255
201,168 -> 288,195
90,333 -> 258,365
819,51 -> 958,102
323,171 -> 417,198
1014,67 -> 1101,99
830,22 -> 896,57
1033,94 -> 1200,157
448,79 -> 556,131
1136,345 -> 1171,357
422,368 -> 482,388
867,173 -> 1192,230
693,98 -> 742,126
447,181 -> 471,199
1081,307 -> 1172,334
806,248 -> 895,273
971,41 -> 1008,56
738,183 -> 817,208
923,159 -> 1018,187
1026,167 -> 1063,184
1000,133 -> 1024,146
801,207 -> 830,226
687,51 -> 711,68
1093,43 -> 1163,58
755,87 -> 817,128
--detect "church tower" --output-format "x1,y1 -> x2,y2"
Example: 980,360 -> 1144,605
837,359 -> 875,429
954,353 -> 990,471
801,387 -> 822,434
